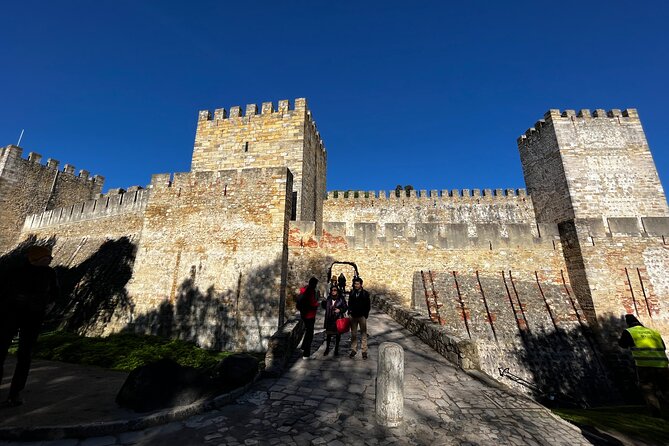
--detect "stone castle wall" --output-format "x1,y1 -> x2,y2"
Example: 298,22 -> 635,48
122,167 -> 293,351
17,167 -> 293,351
561,218 -> 669,336
323,189 -> 536,237
0,145 -> 103,252
286,219 -> 566,308
23,187 -> 149,231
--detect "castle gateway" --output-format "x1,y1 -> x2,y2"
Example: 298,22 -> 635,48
2,100 -> 668,400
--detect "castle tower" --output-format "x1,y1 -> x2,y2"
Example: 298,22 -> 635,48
518,109 -> 669,333
0,145 -> 103,252
518,109 -> 668,223
191,98 -> 327,233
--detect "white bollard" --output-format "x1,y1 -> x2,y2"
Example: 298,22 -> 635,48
375,342 -> 404,427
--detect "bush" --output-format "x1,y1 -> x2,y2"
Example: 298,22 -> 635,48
10,331 -> 254,371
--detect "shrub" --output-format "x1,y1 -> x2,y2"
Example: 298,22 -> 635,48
10,331 -> 256,371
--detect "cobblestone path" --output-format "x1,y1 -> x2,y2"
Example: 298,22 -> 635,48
2,308 -> 592,446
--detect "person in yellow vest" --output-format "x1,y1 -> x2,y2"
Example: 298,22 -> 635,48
618,314 -> 669,419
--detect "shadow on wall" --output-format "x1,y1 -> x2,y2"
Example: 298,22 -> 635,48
125,257 -> 289,352
507,315 -> 634,407
374,271 -> 638,408
52,237 -> 137,335
0,236 -> 137,336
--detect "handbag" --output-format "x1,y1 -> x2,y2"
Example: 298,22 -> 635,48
336,317 -> 351,334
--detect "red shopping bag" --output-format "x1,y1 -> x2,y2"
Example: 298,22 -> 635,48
336,317 -> 351,334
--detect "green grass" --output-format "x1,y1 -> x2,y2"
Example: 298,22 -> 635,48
9,331 -> 259,371
553,406 -> 669,444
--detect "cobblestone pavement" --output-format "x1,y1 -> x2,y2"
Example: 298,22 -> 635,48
1,308 -> 592,446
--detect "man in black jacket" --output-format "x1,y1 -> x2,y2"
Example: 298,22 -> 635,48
348,277 -> 370,359
0,245 -> 59,406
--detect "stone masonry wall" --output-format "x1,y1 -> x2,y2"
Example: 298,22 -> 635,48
0,145 -> 103,252
323,189 -> 536,237
409,270 -> 614,403
566,218 -> 669,338
17,201 -> 145,265
23,187 -> 149,231
14,196 -> 146,338
287,220 -> 566,309
191,98 -> 326,224
124,167 -> 293,352
519,109 -> 669,223
303,111 -> 327,233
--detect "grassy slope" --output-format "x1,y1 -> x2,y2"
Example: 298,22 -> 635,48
553,406 -> 669,445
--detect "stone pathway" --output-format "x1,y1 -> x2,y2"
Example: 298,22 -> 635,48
0,308 -> 592,446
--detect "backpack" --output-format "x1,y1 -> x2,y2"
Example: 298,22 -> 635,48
295,287 -> 307,313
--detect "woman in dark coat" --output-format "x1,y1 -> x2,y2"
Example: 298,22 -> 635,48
321,286 -> 348,356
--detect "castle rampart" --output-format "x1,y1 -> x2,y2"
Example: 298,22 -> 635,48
323,187 -> 536,237
23,187 -> 149,230
326,188 -> 528,199
0,145 -> 103,252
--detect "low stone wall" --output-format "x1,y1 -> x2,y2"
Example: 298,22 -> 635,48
263,316 -> 305,377
374,293 -> 619,405
373,295 -> 480,370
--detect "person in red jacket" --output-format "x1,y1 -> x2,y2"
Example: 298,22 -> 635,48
298,277 -> 320,359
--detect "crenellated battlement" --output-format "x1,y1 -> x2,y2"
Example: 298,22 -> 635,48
24,187 -> 149,230
305,109 -> 326,156
517,108 -> 640,144
1,144 -> 104,184
325,188 -> 527,201
195,98 -> 326,157
197,98 -> 308,122
291,220 -> 560,249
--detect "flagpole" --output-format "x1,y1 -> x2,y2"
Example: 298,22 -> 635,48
17,129 -> 24,146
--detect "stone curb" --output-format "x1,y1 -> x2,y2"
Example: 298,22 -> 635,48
0,372 -> 262,442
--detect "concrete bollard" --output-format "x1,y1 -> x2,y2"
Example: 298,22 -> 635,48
375,342 -> 404,427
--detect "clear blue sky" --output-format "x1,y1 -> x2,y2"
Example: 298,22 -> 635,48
1,1 -> 668,194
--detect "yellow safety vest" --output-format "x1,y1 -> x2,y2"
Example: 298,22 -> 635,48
627,326 -> 669,368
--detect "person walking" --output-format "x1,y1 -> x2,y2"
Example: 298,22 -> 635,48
337,273 -> 347,296
330,275 -> 338,291
0,245 -> 59,406
618,314 -> 669,419
348,277 -> 371,360
321,286 -> 348,356
297,277 -> 320,359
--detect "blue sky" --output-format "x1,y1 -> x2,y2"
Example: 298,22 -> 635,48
1,1 -> 668,194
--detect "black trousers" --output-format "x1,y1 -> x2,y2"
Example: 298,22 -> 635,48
325,333 -> 341,352
637,367 -> 669,419
0,308 -> 44,398
300,317 -> 316,357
